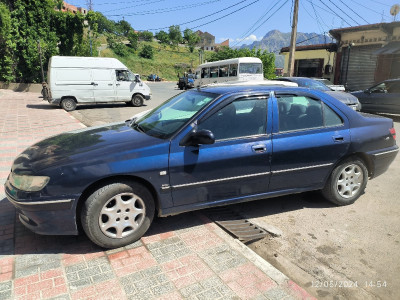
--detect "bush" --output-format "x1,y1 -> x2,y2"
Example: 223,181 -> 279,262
139,45 -> 154,59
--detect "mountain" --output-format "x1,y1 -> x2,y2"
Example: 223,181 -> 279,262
239,30 -> 331,68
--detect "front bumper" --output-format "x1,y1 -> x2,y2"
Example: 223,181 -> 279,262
4,178 -> 80,235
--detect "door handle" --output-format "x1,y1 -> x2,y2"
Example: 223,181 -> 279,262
116,83 -> 120,86
91,82 -> 98,86
333,136 -> 344,142
252,144 -> 267,153
108,83 -> 113,86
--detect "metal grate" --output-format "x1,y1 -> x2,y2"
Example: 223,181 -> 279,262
205,207 -> 267,243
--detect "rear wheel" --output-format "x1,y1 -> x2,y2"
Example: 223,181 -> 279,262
131,94 -> 144,107
61,98 -> 77,111
81,180 -> 154,248
322,158 -> 368,206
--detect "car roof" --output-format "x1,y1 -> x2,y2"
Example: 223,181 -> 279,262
198,84 -> 317,96
383,78 -> 400,83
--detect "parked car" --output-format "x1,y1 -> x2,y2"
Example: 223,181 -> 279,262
44,56 -> 152,111
177,73 -> 195,90
351,78 -> 400,114
275,77 -> 361,111
313,78 -> 345,92
5,85 -> 398,248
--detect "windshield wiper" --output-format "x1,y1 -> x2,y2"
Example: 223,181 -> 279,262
126,117 -> 145,133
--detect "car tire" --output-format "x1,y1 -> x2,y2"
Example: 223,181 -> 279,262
131,95 -> 144,107
81,180 -> 155,248
322,158 -> 368,206
61,98 -> 77,111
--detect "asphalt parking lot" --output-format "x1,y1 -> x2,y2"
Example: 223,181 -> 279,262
69,82 -> 182,126
70,82 -> 400,300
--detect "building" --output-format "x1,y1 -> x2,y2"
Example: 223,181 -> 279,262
58,1 -> 87,15
330,22 -> 400,90
195,31 -> 230,51
280,43 -> 338,81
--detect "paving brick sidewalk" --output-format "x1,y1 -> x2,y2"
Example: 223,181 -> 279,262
0,90 -> 315,300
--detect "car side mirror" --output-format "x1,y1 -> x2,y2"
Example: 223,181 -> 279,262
135,75 -> 140,83
180,129 -> 215,146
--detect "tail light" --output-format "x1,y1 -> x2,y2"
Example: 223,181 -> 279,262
390,128 -> 396,140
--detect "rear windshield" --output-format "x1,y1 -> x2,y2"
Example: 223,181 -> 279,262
239,63 -> 263,74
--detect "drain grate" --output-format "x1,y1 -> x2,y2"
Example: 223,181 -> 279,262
205,207 -> 267,243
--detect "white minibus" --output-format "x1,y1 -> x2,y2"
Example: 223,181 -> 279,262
194,57 -> 264,87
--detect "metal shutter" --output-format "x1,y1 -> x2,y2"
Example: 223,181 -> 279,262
340,45 -> 380,91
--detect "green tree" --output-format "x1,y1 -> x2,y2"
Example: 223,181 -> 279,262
139,44 -> 154,59
168,25 -> 182,48
183,28 -> 200,53
208,47 -> 276,79
0,2 -> 15,82
115,20 -> 132,37
139,31 -> 153,42
8,0 -> 59,82
127,30 -> 139,51
155,30 -> 169,47
52,11 -> 85,56
87,11 -> 115,34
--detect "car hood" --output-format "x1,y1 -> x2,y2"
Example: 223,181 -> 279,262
324,90 -> 359,105
11,122 -> 163,173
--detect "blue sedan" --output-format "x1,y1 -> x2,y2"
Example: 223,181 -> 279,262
5,85 -> 399,248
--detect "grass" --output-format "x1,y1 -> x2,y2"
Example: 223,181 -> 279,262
99,41 -> 205,81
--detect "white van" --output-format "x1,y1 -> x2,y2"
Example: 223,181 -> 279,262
44,56 -> 151,111
194,57 -> 264,87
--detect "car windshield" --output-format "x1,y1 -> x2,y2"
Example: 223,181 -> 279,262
134,91 -> 218,139
295,78 -> 331,91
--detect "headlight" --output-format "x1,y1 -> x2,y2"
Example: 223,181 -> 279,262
9,173 -> 50,192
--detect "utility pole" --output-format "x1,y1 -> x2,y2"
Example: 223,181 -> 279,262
287,0 -> 299,77
86,0 -> 93,56
86,0 -> 93,11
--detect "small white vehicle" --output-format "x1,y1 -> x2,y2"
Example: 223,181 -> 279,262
194,57 -> 264,87
44,56 -> 151,111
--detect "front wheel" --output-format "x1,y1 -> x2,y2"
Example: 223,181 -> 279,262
81,181 -> 155,248
61,98 -> 77,111
131,94 -> 144,107
322,158 -> 368,206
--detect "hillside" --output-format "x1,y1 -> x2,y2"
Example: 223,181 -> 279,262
101,41 -> 202,81
239,30 -> 331,68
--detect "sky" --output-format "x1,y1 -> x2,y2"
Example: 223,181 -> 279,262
69,0 -> 399,47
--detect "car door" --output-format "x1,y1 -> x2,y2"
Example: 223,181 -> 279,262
92,69 -> 116,102
270,93 -> 351,191
115,69 -> 136,101
360,81 -> 400,113
169,95 -> 272,207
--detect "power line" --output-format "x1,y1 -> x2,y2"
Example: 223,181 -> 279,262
301,1 -> 325,35
338,0 -> 369,24
348,0 -> 390,18
326,0 -> 360,26
310,0 -> 330,32
233,0 -> 285,47
317,0 -> 352,26
137,0 -> 251,31
188,0 -> 261,31
105,0 -> 222,16
231,0 -> 289,47
104,0 -> 167,13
